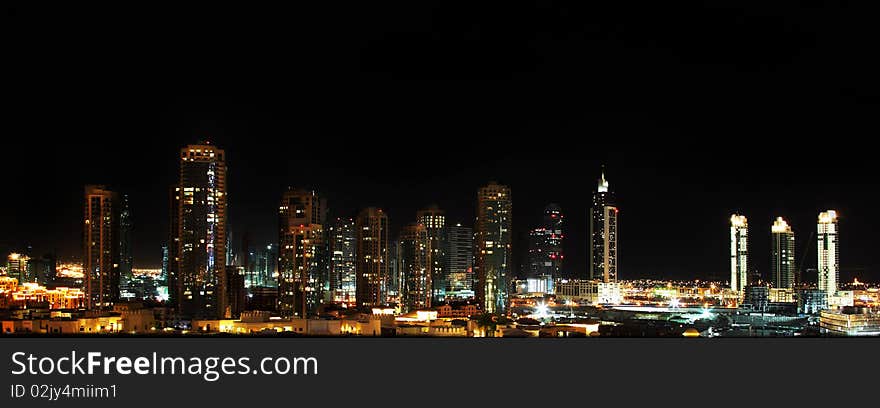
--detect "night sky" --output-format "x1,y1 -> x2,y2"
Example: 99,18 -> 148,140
5,3 -> 880,282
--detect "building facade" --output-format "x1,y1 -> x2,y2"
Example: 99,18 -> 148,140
818,210 -> 839,302
83,185 -> 120,310
278,188 -> 327,318
416,206 -> 446,303
474,182 -> 512,314
730,214 -> 748,294
356,208 -> 389,308
527,203 -> 564,280
590,172 -> 618,283
329,217 -> 357,304
175,142 -> 227,319
398,223 -> 431,311
445,223 -> 474,299
771,217 -> 796,289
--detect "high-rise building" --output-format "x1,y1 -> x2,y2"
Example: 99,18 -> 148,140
527,204 -> 564,280
818,210 -> 839,302
329,217 -> 356,303
29,254 -> 56,286
398,223 -> 431,311
474,182 -> 512,314
771,217 -> 796,289
6,253 -> 32,283
356,207 -> 389,308
445,223 -> 474,299
175,142 -> 227,319
730,214 -> 749,294
167,184 -> 180,308
416,206 -> 446,303
278,188 -> 327,317
590,171 -> 618,283
252,244 -> 278,288
83,185 -> 121,309
118,194 -> 133,297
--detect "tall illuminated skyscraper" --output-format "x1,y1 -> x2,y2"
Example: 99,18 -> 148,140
167,184 -> 180,307
771,217 -> 796,289
416,205 -> 446,303
329,217 -> 356,303
817,210 -> 839,301
730,214 -> 749,293
474,182 -> 512,314
175,142 -> 227,319
527,204 -> 564,279
398,222 -> 431,311
445,223 -> 473,299
118,194 -> 133,295
356,208 -> 389,308
278,188 -> 327,317
83,185 -> 120,309
590,171 -> 618,282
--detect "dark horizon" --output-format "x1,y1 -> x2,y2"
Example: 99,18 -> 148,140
5,3 -> 880,283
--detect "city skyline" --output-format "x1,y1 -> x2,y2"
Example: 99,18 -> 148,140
6,3 -> 880,284
0,139 -> 872,286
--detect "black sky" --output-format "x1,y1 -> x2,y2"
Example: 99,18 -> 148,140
4,2 -> 880,282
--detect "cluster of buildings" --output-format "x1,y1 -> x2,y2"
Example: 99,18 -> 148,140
2,141 -> 624,336
2,140 -> 878,336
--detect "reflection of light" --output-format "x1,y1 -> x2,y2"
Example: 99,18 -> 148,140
535,302 -> 549,318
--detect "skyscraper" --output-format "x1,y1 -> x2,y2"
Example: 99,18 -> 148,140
445,223 -> 474,299
398,222 -> 431,311
527,204 -> 564,280
356,207 -> 389,308
253,244 -> 278,288
175,142 -> 227,319
818,210 -> 839,301
416,205 -> 446,303
167,184 -> 181,308
83,185 -> 120,309
118,194 -> 133,297
771,217 -> 796,289
6,253 -> 32,283
474,182 -> 512,314
278,188 -> 327,317
590,171 -> 618,283
730,214 -> 749,294
329,217 -> 356,304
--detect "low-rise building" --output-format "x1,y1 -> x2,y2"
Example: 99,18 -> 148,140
820,307 -> 880,336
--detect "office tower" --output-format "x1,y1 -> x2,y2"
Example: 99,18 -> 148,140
527,204 -> 564,280
817,210 -> 839,301
175,142 -> 227,319
6,253 -> 31,282
83,185 -> 121,309
387,239 -> 400,301
264,244 -> 278,287
356,207 -> 389,308
118,194 -> 133,296
278,188 -> 328,317
29,254 -> 56,286
474,182 -> 512,314
730,214 -> 749,293
771,217 -> 796,289
329,217 -> 356,303
416,205 -> 446,303
445,223 -> 474,299
399,223 -> 431,311
167,185 -> 181,307
590,171 -> 618,282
